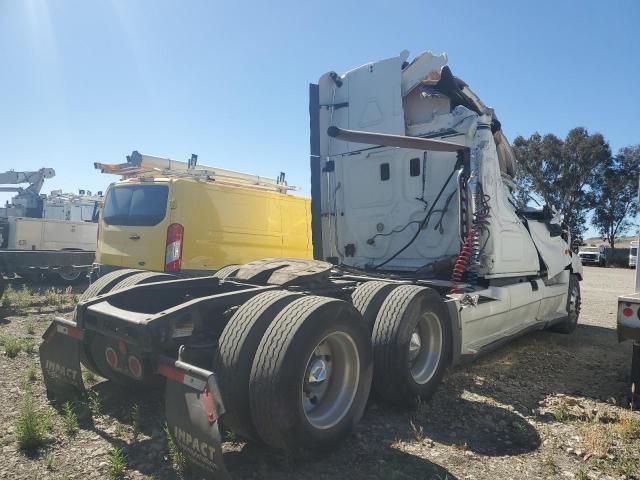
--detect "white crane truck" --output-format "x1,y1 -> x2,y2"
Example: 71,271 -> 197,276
0,169 -> 99,296
39,50 -> 583,479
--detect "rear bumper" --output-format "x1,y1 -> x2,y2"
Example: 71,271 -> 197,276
39,316 -> 230,479
579,258 -> 599,265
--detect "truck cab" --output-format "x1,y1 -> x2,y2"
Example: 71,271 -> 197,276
578,245 -> 606,267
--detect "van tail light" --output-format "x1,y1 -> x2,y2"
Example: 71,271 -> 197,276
165,223 -> 184,272
96,224 -> 100,243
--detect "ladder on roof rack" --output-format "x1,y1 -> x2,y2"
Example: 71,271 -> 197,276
94,151 -> 299,194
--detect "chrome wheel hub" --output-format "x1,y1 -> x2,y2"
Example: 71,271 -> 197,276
409,312 -> 443,385
302,331 -> 360,430
308,358 -> 328,384
409,331 -> 422,361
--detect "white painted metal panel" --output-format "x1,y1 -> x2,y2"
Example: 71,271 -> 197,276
8,217 -> 96,251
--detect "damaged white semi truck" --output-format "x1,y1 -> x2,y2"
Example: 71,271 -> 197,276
39,50 -> 583,479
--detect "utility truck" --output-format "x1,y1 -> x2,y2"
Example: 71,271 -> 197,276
578,245 -> 606,267
39,50 -> 583,479
0,168 -> 101,296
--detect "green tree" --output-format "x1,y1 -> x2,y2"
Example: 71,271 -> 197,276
512,127 -> 611,240
592,145 -> 640,250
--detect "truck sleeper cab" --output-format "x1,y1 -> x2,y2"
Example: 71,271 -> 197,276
40,50 -> 583,479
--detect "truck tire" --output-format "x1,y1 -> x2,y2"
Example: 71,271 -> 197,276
214,265 -> 239,279
214,290 -> 301,440
249,296 -> 372,451
371,285 -> 451,407
549,274 -> 581,334
78,269 -> 142,302
50,268 -> 87,286
110,271 -> 176,291
352,281 -> 401,331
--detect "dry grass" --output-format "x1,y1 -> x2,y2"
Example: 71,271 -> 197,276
613,412 -> 640,442
578,422 -> 613,458
2,283 -> 76,312
612,446 -> 638,477
409,420 -> 425,442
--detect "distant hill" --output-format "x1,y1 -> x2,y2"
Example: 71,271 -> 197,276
583,235 -> 638,248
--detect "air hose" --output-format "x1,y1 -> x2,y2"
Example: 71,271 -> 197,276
450,228 -> 475,293
450,183 -> 490,294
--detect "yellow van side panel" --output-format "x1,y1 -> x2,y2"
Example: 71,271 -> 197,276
171,179 -> 312,271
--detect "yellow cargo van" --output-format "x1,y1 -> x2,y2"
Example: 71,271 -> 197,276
93,152 -> 312,277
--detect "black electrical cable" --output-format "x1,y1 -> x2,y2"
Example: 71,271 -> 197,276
372,165 -> 460,270
434,189 -> 457,234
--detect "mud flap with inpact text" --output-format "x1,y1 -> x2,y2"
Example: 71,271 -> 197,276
39,318 -> 86,402
161,359 -> 231,480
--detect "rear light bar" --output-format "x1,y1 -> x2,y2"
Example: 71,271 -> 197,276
165,223 -> 184,272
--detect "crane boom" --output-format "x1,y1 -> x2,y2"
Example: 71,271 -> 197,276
0,168 -> 56,219
0,168 -> 55,194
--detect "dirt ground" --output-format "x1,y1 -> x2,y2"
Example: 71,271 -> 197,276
1,266 -> 639,479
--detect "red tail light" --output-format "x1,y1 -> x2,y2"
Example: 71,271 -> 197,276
165,223 -> 184,272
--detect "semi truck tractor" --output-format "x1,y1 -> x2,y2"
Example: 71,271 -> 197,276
39,50 -> 583,479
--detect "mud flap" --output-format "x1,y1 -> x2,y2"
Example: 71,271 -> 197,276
160,356 -> 231,480
39,317 -> 86,403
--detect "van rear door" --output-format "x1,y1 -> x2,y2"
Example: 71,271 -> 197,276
97,183 -> 170,271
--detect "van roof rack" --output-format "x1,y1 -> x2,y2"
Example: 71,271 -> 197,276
95,151 -> 299,194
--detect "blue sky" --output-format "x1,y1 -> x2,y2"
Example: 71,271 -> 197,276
1,0 -> 639,236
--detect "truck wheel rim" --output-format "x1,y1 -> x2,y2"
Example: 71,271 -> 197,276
302,331 -> 360,430
568,286 -> 580,322
410,311 -> 443,385
58,270 -> 82,281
